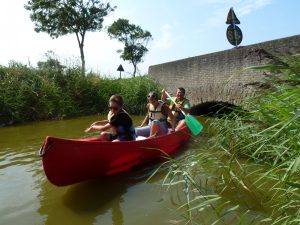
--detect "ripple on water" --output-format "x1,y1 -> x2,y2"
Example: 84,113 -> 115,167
0,146 -> 40,170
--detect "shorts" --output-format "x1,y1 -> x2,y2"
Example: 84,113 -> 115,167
135,120 -> 168,137
135,126 -> 151,137
151,120 -> 169,134
109,134 -> 118,141
109,133 -> 136,141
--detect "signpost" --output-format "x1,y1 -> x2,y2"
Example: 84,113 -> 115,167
226,7 -> 243,47
117,64 -> 124,79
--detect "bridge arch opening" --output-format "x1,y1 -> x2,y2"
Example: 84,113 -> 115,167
190,101 -> 241,116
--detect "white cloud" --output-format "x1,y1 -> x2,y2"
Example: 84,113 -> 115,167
0,0 -> 279,77
237,0 -> 272,16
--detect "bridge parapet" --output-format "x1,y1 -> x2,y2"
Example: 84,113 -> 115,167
149,35 -> 300,106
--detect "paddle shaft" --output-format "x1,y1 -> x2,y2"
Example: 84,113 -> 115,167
165,91 -> 187,116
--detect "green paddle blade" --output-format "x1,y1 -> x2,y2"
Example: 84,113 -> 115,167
185,115 -> 203,135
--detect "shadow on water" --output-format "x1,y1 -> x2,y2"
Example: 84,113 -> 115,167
62,177 -> 128,225
38,160 -> 168,225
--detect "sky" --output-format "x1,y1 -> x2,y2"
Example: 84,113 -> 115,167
0,0 -> 299,78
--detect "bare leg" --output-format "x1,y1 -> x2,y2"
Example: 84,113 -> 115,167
99,132 -> 111,141
175,120 -> 186,131
149,120 -> 165,137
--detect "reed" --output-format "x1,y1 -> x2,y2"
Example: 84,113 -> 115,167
158,54 -> 300,224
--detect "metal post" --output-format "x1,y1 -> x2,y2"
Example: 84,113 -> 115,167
231,8 -> 238,47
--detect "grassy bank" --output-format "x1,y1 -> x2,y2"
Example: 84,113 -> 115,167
0,59 -> 160,126
160,54 -> 300,224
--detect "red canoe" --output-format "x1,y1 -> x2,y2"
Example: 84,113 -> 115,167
39,126 -> 191,186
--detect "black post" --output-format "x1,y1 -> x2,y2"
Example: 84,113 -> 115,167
117,64 -> 124,79
231,8 -> 238,47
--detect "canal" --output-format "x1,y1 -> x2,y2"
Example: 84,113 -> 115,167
0,115 -> 268,224
0,115 -> 197,225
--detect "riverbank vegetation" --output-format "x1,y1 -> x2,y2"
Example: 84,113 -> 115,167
160,54 -> 300,224
0,56 -> 160,126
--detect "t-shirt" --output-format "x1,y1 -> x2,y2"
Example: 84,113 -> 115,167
109,110 -> 136,141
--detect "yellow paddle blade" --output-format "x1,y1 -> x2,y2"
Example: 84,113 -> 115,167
185,115 -> 203,135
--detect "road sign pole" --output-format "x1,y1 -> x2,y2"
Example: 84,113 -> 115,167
231,9 -> 237,47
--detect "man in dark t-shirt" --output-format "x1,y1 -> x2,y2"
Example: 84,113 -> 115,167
109,110 -> 136,141
85,95 -> 136,141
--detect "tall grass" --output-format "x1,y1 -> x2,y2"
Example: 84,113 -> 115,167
158,54 -> 300,224
0,57 -> 160,126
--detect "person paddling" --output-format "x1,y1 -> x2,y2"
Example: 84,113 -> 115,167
161,87 -> 191,130
85,95 -> 136,141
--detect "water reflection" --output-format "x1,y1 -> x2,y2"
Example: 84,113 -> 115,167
63,177 -> 127,225
0,115 -> 191,225
38,164 -> 160,225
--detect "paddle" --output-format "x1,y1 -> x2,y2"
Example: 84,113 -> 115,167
165,91 -> 203,135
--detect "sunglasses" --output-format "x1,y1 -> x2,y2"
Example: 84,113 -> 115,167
108,105 -> 119,110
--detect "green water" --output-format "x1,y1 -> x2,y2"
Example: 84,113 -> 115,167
0,115 -> 194,225
0,115 -> 269,225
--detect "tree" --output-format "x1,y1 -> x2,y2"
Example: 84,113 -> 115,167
25,0 -> 115,73
108,19 -> 152,77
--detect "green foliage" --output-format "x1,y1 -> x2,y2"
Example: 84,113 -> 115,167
205,54 -> 300,224
24,0 -> 115,72
212,55 -> 300,165
25,0 -> 115,38
156,54 -> 300,224
114,77 -> 161,114
0,57 -> 159,126
108,18 -> 152,77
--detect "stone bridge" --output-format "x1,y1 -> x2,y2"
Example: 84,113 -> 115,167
149,35 -> 300,114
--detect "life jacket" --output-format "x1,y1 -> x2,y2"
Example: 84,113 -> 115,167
169,97 -> 187,112
148,100 -> 167,122
169,97 -> 187,120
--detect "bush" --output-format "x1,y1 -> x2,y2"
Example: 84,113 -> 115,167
0,58 -> 160,126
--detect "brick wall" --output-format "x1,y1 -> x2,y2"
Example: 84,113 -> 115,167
149,35 -> 300,105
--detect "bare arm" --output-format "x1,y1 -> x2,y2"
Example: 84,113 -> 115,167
138,104 -> 150,127
167,108 -> 176,131
175,104 -> 190,114
161,89 -> 167,103
140,114 -> 149,127
85,123 -> 112,133
91,119 -> 109,126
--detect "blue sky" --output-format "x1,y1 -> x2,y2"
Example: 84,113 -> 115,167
0,0 -> 299,78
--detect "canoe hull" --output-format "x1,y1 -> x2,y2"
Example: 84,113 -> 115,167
40,126 -> 190,186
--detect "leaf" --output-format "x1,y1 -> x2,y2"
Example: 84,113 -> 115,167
245,65 -> 288,71
260,218 -> 273,222
285,181 -> 300,189
291,156 -> 300,174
